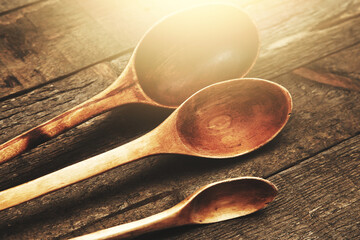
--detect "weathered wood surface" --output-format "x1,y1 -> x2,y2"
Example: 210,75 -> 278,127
0,0 -> 360,239
0,0 -> 41,15
128,134 -> 360,240
1,0 -> 360,99
1,42 -> 359,239
293,43 -> 360,92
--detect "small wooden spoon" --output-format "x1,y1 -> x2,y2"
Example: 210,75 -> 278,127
0,4 -> 259,164
71,177 -> 278,240
0,78 -> 292,211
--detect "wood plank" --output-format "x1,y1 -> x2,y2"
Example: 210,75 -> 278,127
247,0 -> 360,79
0,36 -> 359,239
130,134 -> 359,239
0,55 -> 129,190
292,43 -> 360,91
0,0 -> 123,99
0,0 -> 41,15
1,0 -> 360,99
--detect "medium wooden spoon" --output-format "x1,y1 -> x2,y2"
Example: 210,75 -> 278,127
0,78 -> 292,211
0,4 -> 259,164
71,177 -> 278,240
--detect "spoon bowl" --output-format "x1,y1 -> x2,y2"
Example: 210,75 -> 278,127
0,78 -> 291,211
71,177 -> 278,240
186,177 -> 278,224
0,4 -> 259,163
175,78 -> 292,157
135,4 -> 259,106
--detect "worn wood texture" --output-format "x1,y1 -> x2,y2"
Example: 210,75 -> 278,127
0,0 -> 122,99
0,0 -> 41,14
1,0 -> 360,99
0,41 -> 359,239
128,133 -> 360,240
293,43 -> 360,91
0,0 -> 359,239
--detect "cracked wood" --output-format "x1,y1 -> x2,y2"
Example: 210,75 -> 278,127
1,0 -> 360,99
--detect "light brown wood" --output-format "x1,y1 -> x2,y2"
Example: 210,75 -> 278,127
0,4 -> 259,164
151,135 -> 360,240
70,177 -> 277,240
0,0 -> 39,14
0,78 -> 291,211
2,1 -> 359,239
292,43 -> 360,92
0,65 -> 149,164
2,0 -> 359,100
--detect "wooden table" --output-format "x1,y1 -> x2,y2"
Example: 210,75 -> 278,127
1,0 -> 359,239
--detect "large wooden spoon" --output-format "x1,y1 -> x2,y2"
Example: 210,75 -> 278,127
71,177 -> 278,240
0,79 -> 292,210
0,78 -> 291,211
0,4 -> 259,164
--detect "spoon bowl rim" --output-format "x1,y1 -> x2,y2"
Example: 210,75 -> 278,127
181,176 -> 278,224
130,3 -> 260,108
170,78 -> 293,159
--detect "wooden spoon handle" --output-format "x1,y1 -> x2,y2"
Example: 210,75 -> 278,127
0,73 -> 146,164
70,206 -> 183,240
0,132 -> 160,211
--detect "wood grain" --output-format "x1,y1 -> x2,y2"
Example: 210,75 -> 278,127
0,56 -> 130,190
131,134 -> 360,240
0,0 -> 123,99
70,178 -> 278,240
292,43 -> 360,91
0,0 -> 360,239
0,3 -> 263,164
1,0 -> 360,99
0,0 -> 41,14
0,46 -> 359,239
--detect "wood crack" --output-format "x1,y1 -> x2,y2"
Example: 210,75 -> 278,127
55,190 -> 175,240
264,132 -> 360,179
293,67 -> 360,91
0,0 -> 45,17
312,10 -> 360,31
0,48 -> 133,103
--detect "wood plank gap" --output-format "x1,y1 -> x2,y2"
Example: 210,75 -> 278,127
54,190 -> 175,240
0,47 -> 134,103
56,134 -> 360,240
269,39 -> 360,81
0,0 -> 45,17
264,132 -> 360,180
2,36 -> 358,104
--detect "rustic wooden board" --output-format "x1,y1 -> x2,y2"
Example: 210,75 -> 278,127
1,0 -> 360,99
0,0 -> 40,14
292,43 -> 360,91
129,134 -> 360,240
1,0 -> 360,239
0,0 -> 123,99
0,40 -> 359,239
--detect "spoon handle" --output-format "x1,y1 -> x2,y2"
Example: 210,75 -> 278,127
0,72 -> 147,164
0,131 -> 162,211
70,205 -> 185,240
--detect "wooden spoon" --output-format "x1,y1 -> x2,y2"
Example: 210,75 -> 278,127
0,78 -> 292,211
70,177 -> 278,240
0,4 -> 259,164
